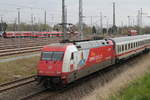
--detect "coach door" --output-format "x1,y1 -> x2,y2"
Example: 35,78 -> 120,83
73,51 -> 81,70
68,51 -> 80,81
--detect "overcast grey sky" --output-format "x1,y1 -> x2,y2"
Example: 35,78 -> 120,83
0,0 -> 150,27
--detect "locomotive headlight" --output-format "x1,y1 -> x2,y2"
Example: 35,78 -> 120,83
39,71 -> 43,73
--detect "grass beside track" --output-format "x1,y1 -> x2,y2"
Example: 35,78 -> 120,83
110,72 -> 150,100
0,56 -> 39,83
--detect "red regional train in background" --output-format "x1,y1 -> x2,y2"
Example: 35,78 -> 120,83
128,29 -> 138,36
37,35 -> 150,89
2,31 -> 63,38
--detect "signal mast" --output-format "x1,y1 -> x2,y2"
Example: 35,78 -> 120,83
62,0 -> 67,40
79,0 -> 83,40
62,0 -> 84,41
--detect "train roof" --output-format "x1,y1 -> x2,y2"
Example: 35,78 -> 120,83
111,34 -> 150,44
42,38 -> 112,51
42,43 -> 73,51
75,40 -> 111,49
44,43 -> 73,48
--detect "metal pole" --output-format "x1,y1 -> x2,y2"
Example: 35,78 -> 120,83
137,10 -> 140,34
1,17 -> 3,32
79,0 -> 83,40
113,2 -> 116,27
121,21 -> 124,34
44,10 -> 47,31
62,0 -> 67,40
112,2 -> 116,34
140,8 -> 143,34
31,8 -> 34,34
140,8 -> 143,28
14,18 -> 17,31
100,12 -> 103,34
65,6 -> 67,28
90,16 -> 93,26
137,10 -> 140,27
17,8 -> 20,31
104,16 -> 108,34
128,16 -> 130,27
107,18 -> 109,34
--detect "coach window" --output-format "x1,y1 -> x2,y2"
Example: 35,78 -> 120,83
140,41 -> 142,46
129,43 -> 131,49
125,44 -> 127,50
128,44 -> 130,49
135,42 -> 136,48
132,43 -> 134,48
120,46 -> 121,53
132,43 -> 133,48
118,46 -> 121,53
71,53 -> 74,60
122,45 -> 124,52
136,42 -> 137,47
117,46 -> 119,53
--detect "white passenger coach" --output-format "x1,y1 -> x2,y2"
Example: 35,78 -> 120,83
112,35 -> 150,60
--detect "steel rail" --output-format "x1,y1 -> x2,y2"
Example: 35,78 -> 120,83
0,75 -> 36,93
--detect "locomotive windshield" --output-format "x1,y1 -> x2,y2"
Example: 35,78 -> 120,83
41,52 -> 64,61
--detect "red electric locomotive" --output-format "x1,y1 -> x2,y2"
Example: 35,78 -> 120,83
37,39 -> 116,88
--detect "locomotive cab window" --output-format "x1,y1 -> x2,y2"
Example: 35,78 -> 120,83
41,52 -> 64,61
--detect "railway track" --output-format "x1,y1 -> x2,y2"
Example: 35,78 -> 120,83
0,38 -> 57,46
0,43 -> 47,50
0,75 -> 36,93
15,65 -> 120,100
0,46 -> 42,57
19,89 -> 48,100
19,54 -> 149,100
0,38 -> 60,57
0,54 -> 149,100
